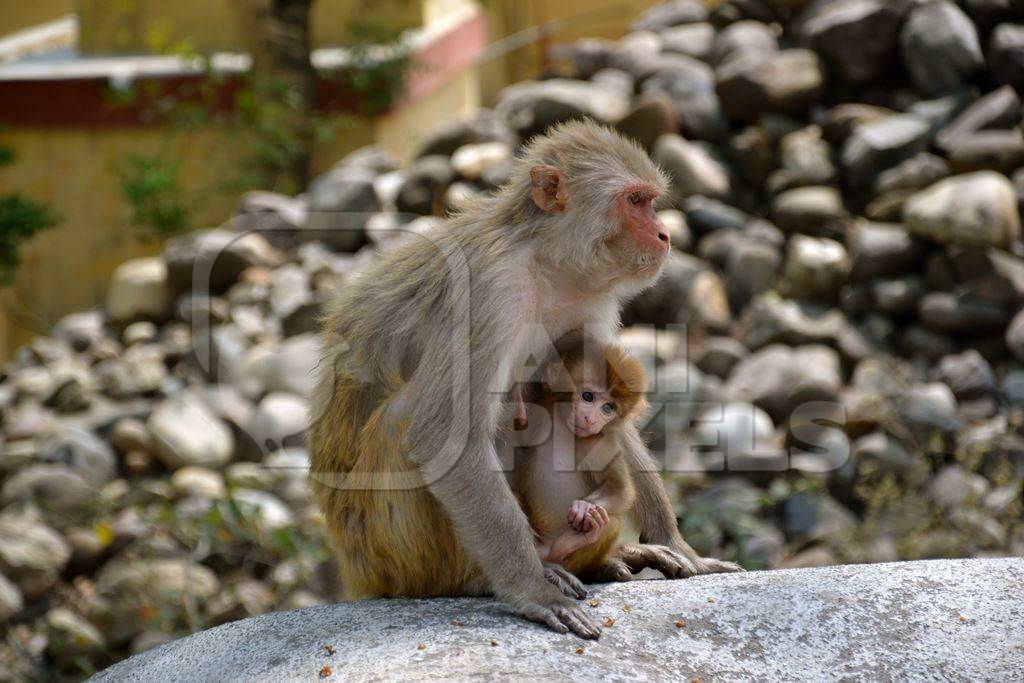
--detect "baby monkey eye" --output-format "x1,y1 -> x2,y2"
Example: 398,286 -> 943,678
628,191 -> 644,205
581,391 -> 595,403
601,402 -> 615,415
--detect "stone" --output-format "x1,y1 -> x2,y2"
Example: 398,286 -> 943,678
569,38 -> 616,79
46,607 -> 105,665
163,229 -> 281,294
1,463 -> 94,512
231,489 -> 294,529
772,186 -> 845,235
614,93 -> 679,151
900,0 -> 983,95
851,431 -> 921,475
1005,308 -> 1024,360
726,239 -> 781,311
768,125 -> 836,192
919,292 -> 1009,332
873,153 -> 951,196
1002,370 -> 1024,405
0,572 -> 23,620
92,559 -> 1024,681
712,20 -> 778,67
249,392 -> 309,453
871,276 -> 926,315
89,559 -> 220,644
170,467 -> 226,499
623,253 -> 730,330
987,23 -> 1024,91
495,79 -> 631,140
234,191 -> 308,250
106,257 -> 171,323
930,465 -> 989,508
631,0 -> 708,31
414,110 -> 515,159
821,103 -> 894,144
654,210 -> 689,253
304,168 -> 378,252
725,343 -> 841,421
782,235 -> 850,302
41,426 -> 117,486
937,350 -> 997,400
147,395 -> 234,470
691,401 -> 776,465
653,134 -> 731,202
395,156 -> 455,216
716,49 -> 823,123
797,0 -> 905,84
336,145 -> 399,174
264,333 -> 319,398
0,508 -> 70,600
936,86 -> 1022,151
841,114 -> 931,188
738,296 -> 846,350
640,58 -> 726,140
903,172 -> 1021,248
450,142 -> 511,181
53,311 -> 106,352
682,196 -> 748,234
696,337 -> 748,379
945,129 -> 1024,173
846,222 -> 923,280
660,22 -> 716,62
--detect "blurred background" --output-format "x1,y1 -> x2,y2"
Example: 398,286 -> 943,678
2,0 -> 1024,679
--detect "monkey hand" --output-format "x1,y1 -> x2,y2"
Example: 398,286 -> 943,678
509,581 -> 602,640
567,500 -> 608,535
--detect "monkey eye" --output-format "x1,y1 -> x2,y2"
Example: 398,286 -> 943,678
628,191 -> 645,205
602,402 -> 616,415
581,391 -> 595,403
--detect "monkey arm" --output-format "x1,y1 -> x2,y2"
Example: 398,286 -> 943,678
583,455 -> 635,514
617,424 -> 744,576
402,309 -> 600,638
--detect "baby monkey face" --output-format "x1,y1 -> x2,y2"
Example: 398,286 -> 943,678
570,384 -> 617,437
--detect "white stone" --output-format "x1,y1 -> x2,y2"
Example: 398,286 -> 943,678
93,559 -> 1024,681
106,257 -> 171,322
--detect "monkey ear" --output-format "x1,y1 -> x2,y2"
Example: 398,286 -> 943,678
530,165 -> 568,213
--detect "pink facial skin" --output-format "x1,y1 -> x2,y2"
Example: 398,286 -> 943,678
616,184 -> 670,255
569,386 -> 618,438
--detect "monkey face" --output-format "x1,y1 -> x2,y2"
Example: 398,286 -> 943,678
570,385 -> 618,438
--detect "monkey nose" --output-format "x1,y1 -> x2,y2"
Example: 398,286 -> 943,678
657,230 -> 669,243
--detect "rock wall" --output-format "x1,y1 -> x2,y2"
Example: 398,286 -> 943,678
92,558 -> 1024,681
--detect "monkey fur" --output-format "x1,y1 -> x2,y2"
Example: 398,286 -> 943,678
308,120 -> 741,639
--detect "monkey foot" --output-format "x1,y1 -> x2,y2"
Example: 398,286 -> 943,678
613,543 -> 743,579
543,562 -> 587,600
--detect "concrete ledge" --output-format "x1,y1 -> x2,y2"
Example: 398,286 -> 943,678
91,558 -> 1024,681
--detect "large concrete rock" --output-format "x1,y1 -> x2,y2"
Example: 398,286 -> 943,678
92,559 -> 1024,681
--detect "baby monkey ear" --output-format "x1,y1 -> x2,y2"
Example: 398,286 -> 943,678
530,165 -> 568,213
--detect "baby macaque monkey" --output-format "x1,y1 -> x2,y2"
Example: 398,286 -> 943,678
516,332 -> 648,581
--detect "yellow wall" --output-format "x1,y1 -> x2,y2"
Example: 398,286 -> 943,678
0,0 -> 661,360
0,0 -> 75,36
77,0 -> 422,55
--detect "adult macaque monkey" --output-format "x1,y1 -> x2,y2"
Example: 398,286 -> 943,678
309,120 -> 740,640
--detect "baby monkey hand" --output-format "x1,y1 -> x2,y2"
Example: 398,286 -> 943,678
568,500 -> 609,540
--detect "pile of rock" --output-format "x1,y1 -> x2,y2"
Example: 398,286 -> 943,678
3,0 -> 1024,676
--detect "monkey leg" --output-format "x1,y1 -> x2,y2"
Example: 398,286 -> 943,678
310,384 -> 484,599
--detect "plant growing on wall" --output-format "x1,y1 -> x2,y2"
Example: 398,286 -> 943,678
0,137 -> 58,284
113,4 -> 414,240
